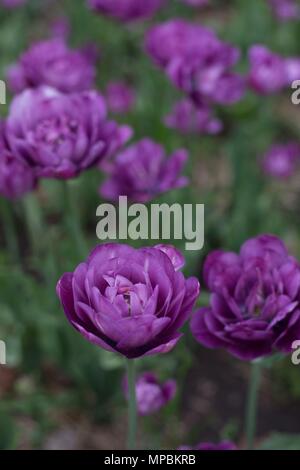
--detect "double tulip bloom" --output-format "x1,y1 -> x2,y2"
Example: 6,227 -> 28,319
0,125 -> 36,199
88,0 -> 165,22
7,39 -> 97,95
191,235 -> 300,361
182,0 -> 209,6
100,138 -> 188,202
164,99 -> 223,136
146,19 -> 245,106
1,0 -> 26,7
105,81 -> 136,115
3,87 -> 132,180
268,0 -> 300,21
248,45 -> 300,94
123,372 -> 176,416
179,441 -> 237,450
262,142 -> 300,179
145,20 -> 213,68
57,244 -> 200,359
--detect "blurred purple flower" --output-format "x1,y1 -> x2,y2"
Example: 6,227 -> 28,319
191,234 -> 300,361
50,17 -> 71,40
164,99 -> 223,135
179,441 -> 237,450
5,87 -> 132,180
168,57 -> 245,106
248,45 -> 286,93
182,0 -> 209,6
57,243 -> 200,359
0,124 -> 37,199
145,19 -> 215,68
88,0 -> 165,22
106,81 -> 136,114
262,142 -> 300,179
7,39 -> 96,94
146,19 -> 245,106
285,58 -> 300,83
268,0 -> 300,21
100,138 -> 188,202
1,0 -> 26,7
248,45 -> 290,94
123,372 -> 176,415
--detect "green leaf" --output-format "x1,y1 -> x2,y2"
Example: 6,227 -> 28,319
259,433 -> 300,450
0,409 -> 17,450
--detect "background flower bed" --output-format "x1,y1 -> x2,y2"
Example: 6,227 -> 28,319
0,0 -> 300,450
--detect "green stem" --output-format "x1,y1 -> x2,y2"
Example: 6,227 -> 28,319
63,181 -> 88,259
245,361 -> 262,450
23,193 -> 44,256
0,199 -> 20,264
126,359 -> 137,450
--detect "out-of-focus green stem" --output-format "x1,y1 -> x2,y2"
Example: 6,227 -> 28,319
23,193 -> 44,256
0,199 -> 20,264
63,181 -> 88,259
245,361 -> 262,450
126,359 -> 137,450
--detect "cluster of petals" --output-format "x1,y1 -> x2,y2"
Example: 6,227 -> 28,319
7,39 -> 97,95
3,87 -> 132,180
191,234 -> 300,361
178,441 -> 237,450
268,0 -> 300,21
146,19 -> 245,107
0,123 -> 36,199
57,243 -> 200,359
123,372 -> 176,415
100,138 -> 188,202
262,142 -> 300,179
248,45 -> 300,94
88,0 -> 165,22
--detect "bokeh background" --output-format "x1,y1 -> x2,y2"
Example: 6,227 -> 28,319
0,0 -> 300,450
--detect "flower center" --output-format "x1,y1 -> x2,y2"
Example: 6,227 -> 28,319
34,115 -> 78,151
104,274 -> 149,318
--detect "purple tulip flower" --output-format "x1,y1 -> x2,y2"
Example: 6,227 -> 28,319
7,39 -> 96,94
50,17 -> 71,40
100,138 -> 188,202
123,372 -> 177,415
57,243 -> 200,359
182,0 -> 209,6
268,0 -> 300,21
179,441 -> 237,450
0,125 -> 37,199
191,234 -> 300,361
248,45 -> 287,94
248,45 -> 300,94
167,51 -> 245,106
285,58 -> 300,83
88,0 -> 165,22
1,0 -> 26,7
145,19 -> 215,68
164,99 -> 223,135
146,19 -> 245,106
106,81 -> 136,114
262,143 -> 300,179
4,87 -> 132,180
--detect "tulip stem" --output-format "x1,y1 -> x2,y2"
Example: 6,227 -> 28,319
63,181 -> 88,259
0,199 -> 20,264
23,193 -> 44,256
245,361 -> 262,450
126,359 -> 137,450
